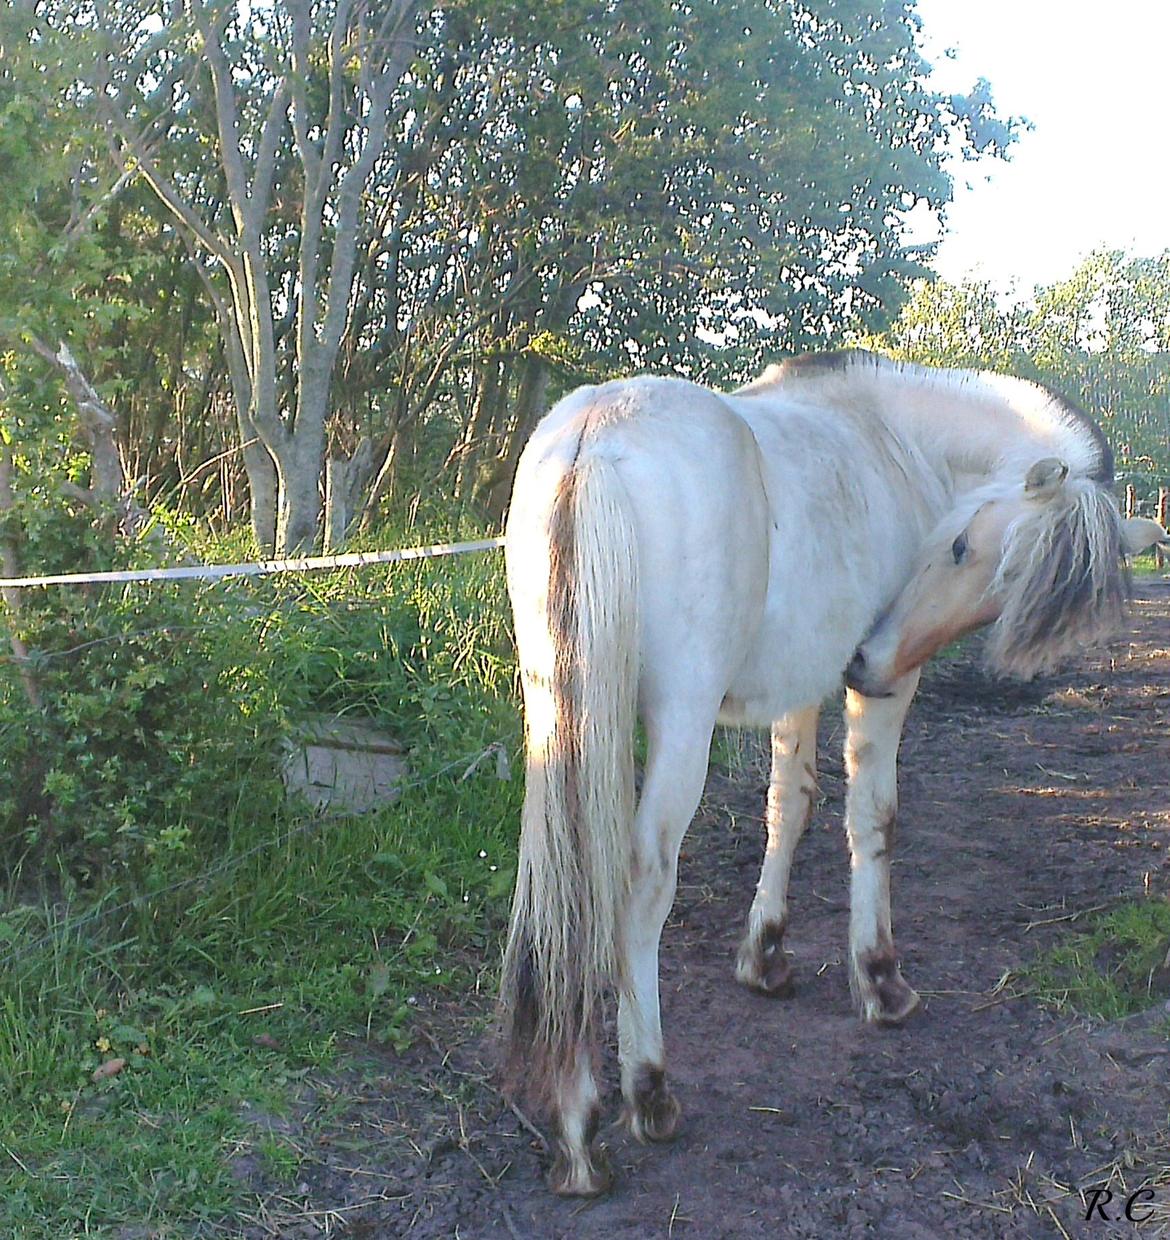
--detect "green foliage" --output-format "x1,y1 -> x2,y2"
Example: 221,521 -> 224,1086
869,250 -> 1170,507
0,512 -> 521,1236
0,424 -> 282,880
1023,899 -> 1170,1022
8,0 -> 1021,535
0,507 -> 516,885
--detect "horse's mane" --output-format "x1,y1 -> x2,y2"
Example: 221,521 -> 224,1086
986,478 -> 1127,678
741,349 -> 1114,485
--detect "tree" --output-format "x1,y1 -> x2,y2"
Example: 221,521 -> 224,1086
875,251 -> 1170,505
17,0 -> 1019,544
334,0 -> 1021,518
88,0 -> 419,552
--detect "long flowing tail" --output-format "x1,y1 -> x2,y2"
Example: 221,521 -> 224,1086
499,453 -> 639,1107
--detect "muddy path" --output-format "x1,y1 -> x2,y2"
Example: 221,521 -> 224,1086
244,583 -> 1170,1239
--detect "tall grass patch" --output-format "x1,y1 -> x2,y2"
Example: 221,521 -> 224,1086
0,518 -> 522,1236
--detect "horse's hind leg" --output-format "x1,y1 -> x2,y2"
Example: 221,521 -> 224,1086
617,721 -> 714,1144
548,1050 -> 609,1196
735,706 -> 819,996
844,671 -> 921,1025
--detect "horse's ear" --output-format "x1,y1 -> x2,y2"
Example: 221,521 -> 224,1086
1024,457 -> 1069,501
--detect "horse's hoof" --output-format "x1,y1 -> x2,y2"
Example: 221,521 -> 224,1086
855,946 -> 920,1026
872,978 -> 921,1026
747,952 -> 796,998
622,1065 -> 682,1143
548,1141 -> 612,1197
735,924 -> 796,998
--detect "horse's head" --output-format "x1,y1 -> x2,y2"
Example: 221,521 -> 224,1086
847,457 -> 1128,696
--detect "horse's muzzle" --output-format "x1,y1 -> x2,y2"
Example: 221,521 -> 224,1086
844,648 -> 894,698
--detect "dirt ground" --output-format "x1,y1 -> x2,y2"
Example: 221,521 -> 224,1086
241,582 -> 1170,1239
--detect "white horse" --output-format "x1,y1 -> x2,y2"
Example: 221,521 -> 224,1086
1119,515 -> 1170,556
498,350 -> 1132,1196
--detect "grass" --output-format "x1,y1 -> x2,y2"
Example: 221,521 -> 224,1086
0,524 -> 524,1238
1024,898 -> 1170,1023
1129,551 -> 1170,578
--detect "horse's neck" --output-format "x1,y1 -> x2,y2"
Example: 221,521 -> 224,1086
768,363 -> 1098,490
869,387 -> 1073,490
730,393 -> 952,532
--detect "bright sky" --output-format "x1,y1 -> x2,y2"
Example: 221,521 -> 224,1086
913,1 -> 1170,298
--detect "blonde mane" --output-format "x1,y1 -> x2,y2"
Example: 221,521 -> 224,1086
742,349 -> 1114,487
987,478 -> 1126,678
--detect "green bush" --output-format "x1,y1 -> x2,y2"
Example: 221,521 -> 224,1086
1,567 -> 286,884
0,480 -> 516,887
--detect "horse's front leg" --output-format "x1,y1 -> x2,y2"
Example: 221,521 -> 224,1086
735,706 -> 819,996
844,672 -> 921,1025
617,723 -> 713,1144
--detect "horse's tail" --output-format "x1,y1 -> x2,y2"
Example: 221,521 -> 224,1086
499,452 -> 638,1108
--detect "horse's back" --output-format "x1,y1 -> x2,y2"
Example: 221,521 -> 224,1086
507,376 -> 771,722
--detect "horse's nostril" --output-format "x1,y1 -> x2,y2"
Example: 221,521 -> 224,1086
845,648 -> 873,694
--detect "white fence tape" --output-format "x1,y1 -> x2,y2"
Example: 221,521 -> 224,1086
0,537 -> 505,589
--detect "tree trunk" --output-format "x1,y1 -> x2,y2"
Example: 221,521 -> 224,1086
275,444 -> 322,554
359,436 -> 398,533
242,434 -> 279,553
322,440 -> 372,553
323,457 -> 348,553
484,357 -> 550,522
454,353 -> 504,502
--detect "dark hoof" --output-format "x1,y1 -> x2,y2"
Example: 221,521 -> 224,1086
855,947 -> 921,1026
623,1065 -> 682,1144
872,975 -> 921,1026
549,1141 -> 612,1197
750,949 -> 796,998
736,923 -> 796,998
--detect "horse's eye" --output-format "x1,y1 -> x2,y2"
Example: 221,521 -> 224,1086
952,532 -> 969,564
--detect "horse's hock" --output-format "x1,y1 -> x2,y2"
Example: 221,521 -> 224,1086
281,716 -> 408,814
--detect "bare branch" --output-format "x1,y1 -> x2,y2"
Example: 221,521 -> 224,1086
293,0 -> 357,364
0,439 -> 43,710
321,1 -> 420,357
188,0 -> 251,237
249,79 -> 290,234
287,0 -> 321,184
28,337 -> 123,499
102,110 -> 236,270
